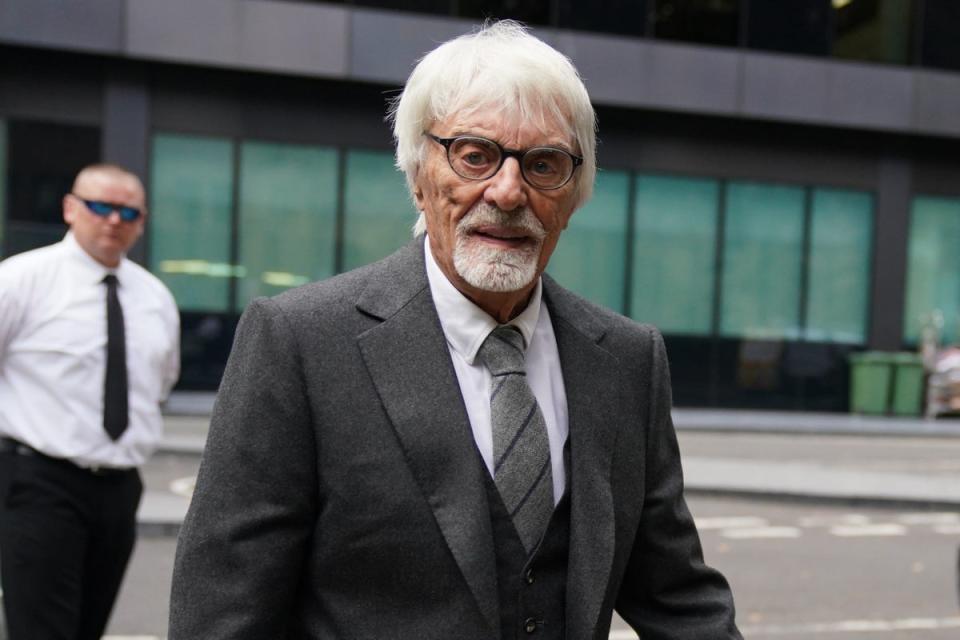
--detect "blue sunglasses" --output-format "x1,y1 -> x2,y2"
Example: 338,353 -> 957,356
70,193 -> 143,222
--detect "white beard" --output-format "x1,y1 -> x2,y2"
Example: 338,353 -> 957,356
452,205 -> 546,292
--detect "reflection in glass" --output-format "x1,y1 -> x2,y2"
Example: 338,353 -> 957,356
150,134 -> 234,312
721,181 -> 805,339
832,0 -> 913,64
920,0 -> 960,71
237,141 -> 338,311
341,149 -> 416,271
805,188 -> 873,343
548,170 -> 629,312
904,196 -> 960,343
747,0 -> 831,56
653,0 -> 740,47
632,174 -> 719,334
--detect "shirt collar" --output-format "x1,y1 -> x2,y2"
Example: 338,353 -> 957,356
61,231 -> 125,285
424,235 -> 542,366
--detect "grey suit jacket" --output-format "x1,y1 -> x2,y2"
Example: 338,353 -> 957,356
169,238 -> 740,639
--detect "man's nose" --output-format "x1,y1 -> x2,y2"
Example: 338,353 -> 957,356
484,158 -> 528,212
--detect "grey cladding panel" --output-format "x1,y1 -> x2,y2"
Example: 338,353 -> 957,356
741,54 -> 829,124
825,63 -> 913,131
127,0 -> 348,76
350,10 -> 473,85
0,0 -> 123,54
558,33 -> 738,114
914,71 -> 960,137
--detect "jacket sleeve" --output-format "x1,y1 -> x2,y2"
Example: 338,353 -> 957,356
614,330 -> 743,639
169,297 -> 318,638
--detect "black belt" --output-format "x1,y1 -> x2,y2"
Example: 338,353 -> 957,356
0,436 -> 133,477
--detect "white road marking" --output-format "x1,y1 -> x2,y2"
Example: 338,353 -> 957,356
898,512 -> 960,525
933,523 -> 960,534
695,516 -> 769,530
721,526 -> 802,539
830,523 -> 907,537
799,513 -> 871,528
736,616 -> 960,635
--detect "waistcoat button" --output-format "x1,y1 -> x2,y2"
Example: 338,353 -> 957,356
524,617 -> 537,633
525,568 -> 535,584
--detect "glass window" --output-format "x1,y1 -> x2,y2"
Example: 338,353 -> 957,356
5,120 -> 100,256
631,174 -> 719,334
920,0 -> 960,71
150,134 -> 234,313
747,0 -> 831,56
805,188 -> 873,343
237,142 -> 339,311
832,0 -> 914,64
341,149 -> 416,272
904,196 -> 960,343
653,0 -> 740,47
720,181 -> 805,339
548,170 -> 630,312
352,0 -> 450,16
558,0 -> 647,37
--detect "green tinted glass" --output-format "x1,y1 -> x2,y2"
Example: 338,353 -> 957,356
806,188 -> 873,343
237,142 -> 338,311
547,170 -> 629,312
631,174 -> 719,334
721,182 -> 805,339
904,196 -> 960,343
341,150 -> 416,271
150,134 -> 234,312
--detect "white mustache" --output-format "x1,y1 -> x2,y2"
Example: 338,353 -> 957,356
457,204 -> 547,241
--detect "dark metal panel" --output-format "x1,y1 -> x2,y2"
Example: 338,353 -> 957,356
0,0 -> 123,54
867,156 -> 911,350
102,64 -> 150,264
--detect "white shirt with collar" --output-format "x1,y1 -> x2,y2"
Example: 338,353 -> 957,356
0,232 -> 180,468
424,237 -> 568,503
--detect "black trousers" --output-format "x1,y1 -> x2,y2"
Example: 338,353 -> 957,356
0,448 -> 142,640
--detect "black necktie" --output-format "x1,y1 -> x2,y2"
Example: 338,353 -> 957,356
103,274 -> 128,441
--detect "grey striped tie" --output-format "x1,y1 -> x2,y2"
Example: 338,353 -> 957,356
477,325 -> 554,553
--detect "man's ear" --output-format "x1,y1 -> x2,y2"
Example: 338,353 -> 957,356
62,195 -> 76,226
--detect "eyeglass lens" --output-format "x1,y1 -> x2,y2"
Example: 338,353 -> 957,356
84,199 -> 141,222
447,137 -> 575,189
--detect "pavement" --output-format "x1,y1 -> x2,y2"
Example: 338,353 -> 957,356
139,394 -> 960,533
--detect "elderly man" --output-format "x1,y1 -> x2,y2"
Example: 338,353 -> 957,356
0,164 -> 180,640
170,21 -> 740,639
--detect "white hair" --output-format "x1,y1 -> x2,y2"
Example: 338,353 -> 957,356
388,20 -> 597,235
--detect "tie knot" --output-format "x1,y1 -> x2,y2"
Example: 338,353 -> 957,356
478,325 -> 527,377
103,274 -> 118,287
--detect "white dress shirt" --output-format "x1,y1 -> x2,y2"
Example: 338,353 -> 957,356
0,232 -> 180,468
424,239 -> 568,503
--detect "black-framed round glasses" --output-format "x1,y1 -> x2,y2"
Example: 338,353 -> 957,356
425,133 -> 583,190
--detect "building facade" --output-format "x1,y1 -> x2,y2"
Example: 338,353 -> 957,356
2,0 -> 960,411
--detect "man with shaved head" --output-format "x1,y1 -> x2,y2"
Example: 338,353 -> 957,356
171,21 -> 739,639
0,164 -> 179,639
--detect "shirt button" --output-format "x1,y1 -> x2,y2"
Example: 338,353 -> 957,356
524,618 -> 537,633
525,568 -> 535,585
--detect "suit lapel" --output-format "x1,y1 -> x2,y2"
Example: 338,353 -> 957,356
543,277 -> 620,640
355,240 -> 499,633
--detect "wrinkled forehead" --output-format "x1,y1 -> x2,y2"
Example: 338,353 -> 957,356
430,91 -> 577,150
